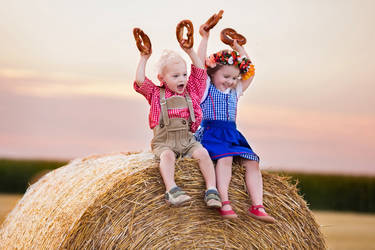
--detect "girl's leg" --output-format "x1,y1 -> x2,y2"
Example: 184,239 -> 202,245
159,149 -> 177,191
243,159 -> 265,212
216,156 -> 233,211
191,147 -> 216,189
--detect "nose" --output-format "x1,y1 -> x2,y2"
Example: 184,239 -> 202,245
179,75 -> 187,82
229,78 -> 236,85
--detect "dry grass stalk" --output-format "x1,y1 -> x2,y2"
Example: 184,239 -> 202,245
0,152 -> 326,249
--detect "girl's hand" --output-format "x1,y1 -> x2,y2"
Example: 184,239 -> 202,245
230,39 -> 244,53
199,24 -> 210,38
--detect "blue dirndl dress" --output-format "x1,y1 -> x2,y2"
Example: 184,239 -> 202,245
195,83 -> 259,162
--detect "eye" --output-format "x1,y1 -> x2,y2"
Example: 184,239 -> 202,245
173,74 -> 179,78
183,73 -> 187,77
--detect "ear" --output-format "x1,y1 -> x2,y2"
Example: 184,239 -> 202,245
157,74 -> 163,82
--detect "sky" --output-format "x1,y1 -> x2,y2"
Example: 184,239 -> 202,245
1,0 -> 374,175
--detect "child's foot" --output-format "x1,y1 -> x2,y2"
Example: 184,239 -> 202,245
248,205 -> 276,223
204,189 -> 222,208
165,186 -> 191,206
219,201 -> 238,219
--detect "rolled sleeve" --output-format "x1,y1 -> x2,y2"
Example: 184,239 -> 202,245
187,65 -> 207,101
133,77 -> 158,104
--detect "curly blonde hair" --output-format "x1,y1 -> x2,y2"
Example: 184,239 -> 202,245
156,50 -> 186,76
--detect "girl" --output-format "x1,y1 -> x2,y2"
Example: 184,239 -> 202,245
196,24 -> 276,223
133,29 -> 221,208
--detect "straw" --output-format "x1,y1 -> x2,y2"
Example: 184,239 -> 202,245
0,152 -> 326,249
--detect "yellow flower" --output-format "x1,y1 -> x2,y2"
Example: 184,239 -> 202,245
241,66 -> 255,80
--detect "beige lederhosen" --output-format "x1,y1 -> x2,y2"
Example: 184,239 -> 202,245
151,88 -> 202,159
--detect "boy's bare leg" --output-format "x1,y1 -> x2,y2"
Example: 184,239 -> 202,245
191,147 -> 216,189
192,147 -> 221,207
160,149 -> 191,206
159,149 -> 177,191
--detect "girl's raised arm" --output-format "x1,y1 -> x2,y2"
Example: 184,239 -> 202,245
197,24 -> 210,66
231,40 -> 254,92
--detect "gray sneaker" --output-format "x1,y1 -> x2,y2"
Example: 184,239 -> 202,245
165,186 -> 192,206
204,189 -> 222,208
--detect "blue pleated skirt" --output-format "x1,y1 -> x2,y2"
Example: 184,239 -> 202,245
196,120 -> 259,161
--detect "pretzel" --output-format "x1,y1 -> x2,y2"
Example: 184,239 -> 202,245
176,20 -> 194,49
220,28 -> 247,46
133,28 -> 152,55
204,10 -> 224,31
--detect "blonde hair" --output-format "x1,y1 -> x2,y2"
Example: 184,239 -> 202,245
156,50 -> 186,76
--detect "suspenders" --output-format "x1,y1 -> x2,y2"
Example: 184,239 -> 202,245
159,88 -> 195,127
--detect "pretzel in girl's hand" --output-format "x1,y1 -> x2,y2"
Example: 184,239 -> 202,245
203,10 -> 224,31
133,28 -> 152,55
176,20 -> 194,49
220,28 -> 247,46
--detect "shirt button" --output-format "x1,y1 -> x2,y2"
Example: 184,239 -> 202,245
160,124 -> 164,128
182,120 -> 186,125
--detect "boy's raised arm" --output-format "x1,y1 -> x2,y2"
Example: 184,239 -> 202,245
135,54 -> 151,87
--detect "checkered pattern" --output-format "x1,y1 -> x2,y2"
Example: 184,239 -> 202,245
134,65 -> 207,132
200,84 -> 237,121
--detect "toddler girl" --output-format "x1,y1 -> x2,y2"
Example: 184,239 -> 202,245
134,31 -> 221,208
196,24 -> 276,223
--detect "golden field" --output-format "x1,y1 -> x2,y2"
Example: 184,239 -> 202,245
1,194 -> 374,249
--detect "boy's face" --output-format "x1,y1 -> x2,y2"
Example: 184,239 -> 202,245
159,60 -> 187,94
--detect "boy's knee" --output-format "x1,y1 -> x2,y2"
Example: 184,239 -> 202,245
160,150 -> 176,162
192,147 -> 210,159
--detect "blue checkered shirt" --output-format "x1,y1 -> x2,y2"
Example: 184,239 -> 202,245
201,83 -> 238,121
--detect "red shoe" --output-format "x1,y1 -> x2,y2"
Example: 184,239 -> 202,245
248,205 -> 276,223
218,201 -> 238,219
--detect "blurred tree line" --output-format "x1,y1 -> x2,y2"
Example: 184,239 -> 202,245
1,159 -> 374,213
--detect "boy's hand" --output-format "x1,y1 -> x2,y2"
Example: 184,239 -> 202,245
140,51 -> 152,60
199,24 -> 210,38
180,43 -> 193,55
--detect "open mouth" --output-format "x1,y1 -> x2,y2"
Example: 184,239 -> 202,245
177,84 -> 185,92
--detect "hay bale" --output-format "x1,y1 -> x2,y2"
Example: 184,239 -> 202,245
0,152 -> 326,249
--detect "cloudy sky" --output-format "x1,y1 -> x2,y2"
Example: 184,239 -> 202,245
1,0 -> 374,175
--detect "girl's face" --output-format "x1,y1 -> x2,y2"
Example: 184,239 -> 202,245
159,59 -> 188,94
211,65 -> 240,91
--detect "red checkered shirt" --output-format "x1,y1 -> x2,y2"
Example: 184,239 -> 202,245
134,65 -> 207,132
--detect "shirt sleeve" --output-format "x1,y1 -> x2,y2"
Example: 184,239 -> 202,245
186,64 -> 207,102
133,77 -> 158,104
200,76 -> 211,104
236,81 -> 243,98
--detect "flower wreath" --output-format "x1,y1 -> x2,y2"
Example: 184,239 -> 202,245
205,50 -> 255,80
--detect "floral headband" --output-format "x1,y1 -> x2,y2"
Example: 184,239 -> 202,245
205,50 -> 255,80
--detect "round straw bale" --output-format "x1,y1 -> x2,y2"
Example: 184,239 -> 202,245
0,152 -> 326,249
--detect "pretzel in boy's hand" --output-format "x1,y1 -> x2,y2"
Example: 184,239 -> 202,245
176,20 -> 194,49
133,28 -> 152,55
